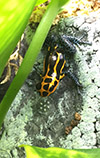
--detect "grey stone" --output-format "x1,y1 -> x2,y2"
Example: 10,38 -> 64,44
0,15 -> 100,157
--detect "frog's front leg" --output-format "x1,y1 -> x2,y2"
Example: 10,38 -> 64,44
60,34 -> 92,54
60,70 -> 81,87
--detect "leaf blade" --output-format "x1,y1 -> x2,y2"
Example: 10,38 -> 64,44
0,0 -> 37,77
20,145 -> 100,158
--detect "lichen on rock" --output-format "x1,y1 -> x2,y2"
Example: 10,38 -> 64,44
0,15 -> 100,157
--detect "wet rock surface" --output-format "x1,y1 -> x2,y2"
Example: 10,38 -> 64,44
0,15 -> 100,157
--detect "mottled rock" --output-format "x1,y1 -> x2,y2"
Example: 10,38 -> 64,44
0,15 -> 100,157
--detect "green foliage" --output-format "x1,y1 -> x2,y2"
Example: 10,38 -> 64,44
0,0 -> 37,77
58,0 -> 70,8
35,0 -> 48,6
20,145 -> 100,158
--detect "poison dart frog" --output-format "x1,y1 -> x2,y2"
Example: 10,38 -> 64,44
36,35 -> 91,97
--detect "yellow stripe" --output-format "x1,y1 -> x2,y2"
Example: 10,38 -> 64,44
53,51 -> 60,75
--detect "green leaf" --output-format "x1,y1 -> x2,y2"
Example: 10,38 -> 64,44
0,0 -> 37,77
35,0 -> 48,6
20,145 -> 100,158
58,0 -> 70,8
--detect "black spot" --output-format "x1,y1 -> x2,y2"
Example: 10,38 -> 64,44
44,78 -> 52,83
48,68 -> 54,76
56,59 -> 64,75
43,91 -> 48,97
36,82 -> 41,90
43,84 -> 49,90
56,75 -> 59,80
54,80 -> 58,87
49,85 -> 54,92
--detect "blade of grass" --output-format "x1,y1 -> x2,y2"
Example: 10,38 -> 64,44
0,0 -> 70,128
0,0 -> 37,77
